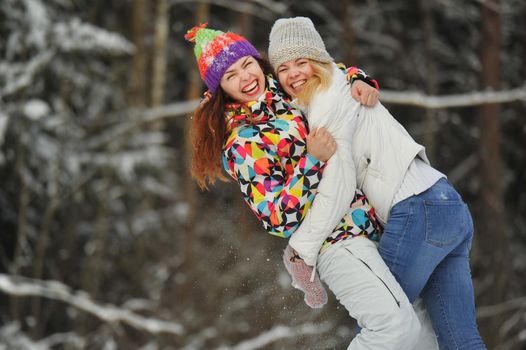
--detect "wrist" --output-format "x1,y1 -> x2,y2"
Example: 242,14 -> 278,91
305,152 -> 327,166
290,249 -> 303,262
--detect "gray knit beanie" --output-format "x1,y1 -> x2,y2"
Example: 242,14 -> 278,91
268,17 -> 333,70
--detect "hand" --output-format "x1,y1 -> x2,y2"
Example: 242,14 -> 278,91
306,127 -> 336,162
283,244 -> 328,308
351,80 -> 379,106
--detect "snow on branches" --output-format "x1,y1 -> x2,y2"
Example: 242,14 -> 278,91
0,274 -> 185,336
52,18 -> 135,56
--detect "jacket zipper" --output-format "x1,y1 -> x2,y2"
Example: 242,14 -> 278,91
345,248 -> 401,307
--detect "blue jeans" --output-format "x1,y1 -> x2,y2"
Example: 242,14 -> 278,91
378,178 -> 486,350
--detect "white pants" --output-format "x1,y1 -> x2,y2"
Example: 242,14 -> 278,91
317,236 -> 438,350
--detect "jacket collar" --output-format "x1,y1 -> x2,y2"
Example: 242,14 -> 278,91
224,75 -> 285,128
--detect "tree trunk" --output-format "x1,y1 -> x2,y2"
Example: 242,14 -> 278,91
128,0 -> 149,107
31,181 -> 60,338
419,0 -> 438,161
238,8 -> 252,39
340,0 -> 358,65
179,1 -> 210,304
9,136 -> 30,323
478,1 -> 509,347
185,4 -> 210,101
80,200 -> 109,298
151,0 -> 169,108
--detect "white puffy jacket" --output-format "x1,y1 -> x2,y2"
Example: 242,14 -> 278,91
289,63 -> 429,266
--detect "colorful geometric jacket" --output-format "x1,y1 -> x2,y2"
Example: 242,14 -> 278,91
222,70 -> 381,245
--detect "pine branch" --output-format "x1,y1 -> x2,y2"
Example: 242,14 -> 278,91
0,274 -> 184,336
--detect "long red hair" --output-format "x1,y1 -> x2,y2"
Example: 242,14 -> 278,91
189,87 -> 228,190
189,57 -> 273,190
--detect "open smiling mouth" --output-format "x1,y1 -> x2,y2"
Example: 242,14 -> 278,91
242,80 -> 259,95
291,79 -> 307,90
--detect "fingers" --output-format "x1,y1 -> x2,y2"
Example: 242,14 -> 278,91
306,127 -> 337,161
310,128 -> 336,146
314,128 -> 332,144
371,90 -> 379,106
306,128 -> 316,144
316,128 -> 337,152
361,89 -> 379,106
351,84 -> 361,101
352,80 -> 379,106
367,91 -> 378,106
328,138 -> 337,154
364,92 -> 371,105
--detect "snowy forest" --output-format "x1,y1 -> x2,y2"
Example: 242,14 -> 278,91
0,0 -> 525,349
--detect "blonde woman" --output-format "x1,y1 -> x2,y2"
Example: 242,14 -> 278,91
270,16 -> 486,350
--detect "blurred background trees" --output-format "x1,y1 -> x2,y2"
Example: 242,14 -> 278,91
0,0 -> 525,349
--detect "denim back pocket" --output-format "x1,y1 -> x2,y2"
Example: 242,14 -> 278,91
424,200 -> 467,248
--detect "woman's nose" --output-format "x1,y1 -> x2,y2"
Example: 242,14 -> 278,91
240,69 -> 251,81
289,68 -> 300,78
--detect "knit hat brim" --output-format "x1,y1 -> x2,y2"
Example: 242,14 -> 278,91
269,45 -> 332,70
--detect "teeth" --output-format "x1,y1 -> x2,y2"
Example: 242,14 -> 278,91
291,80 -> 306,89
242,81 -> 257,93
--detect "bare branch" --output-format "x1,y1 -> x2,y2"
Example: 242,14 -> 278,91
447,154 -> 478,183
380,86 -> 526,109
0,323 -> 86,350
213,323 -> 331,350
0,274 -> 184,336
83,85 -> 526,149
83,100 -> 199,149
477,296 -> 526,319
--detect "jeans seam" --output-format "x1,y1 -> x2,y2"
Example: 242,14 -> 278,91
391,200 -> 414,276
424,201 -> 443,247
433,278 -> 460,349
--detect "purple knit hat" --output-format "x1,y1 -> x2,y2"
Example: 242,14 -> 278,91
185,23 -> 261,93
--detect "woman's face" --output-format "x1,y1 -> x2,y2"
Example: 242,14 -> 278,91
219,56 -> 266,103
276,58 -> 314,98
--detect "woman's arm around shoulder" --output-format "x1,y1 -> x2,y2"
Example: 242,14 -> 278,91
223,133 -> 326,238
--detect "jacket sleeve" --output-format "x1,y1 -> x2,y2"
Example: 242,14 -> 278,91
289,66 -> 360,266
223,137 -> 326,239
339,64 -> 379,90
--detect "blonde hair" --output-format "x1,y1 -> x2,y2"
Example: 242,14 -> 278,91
296,59 -> 333,106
